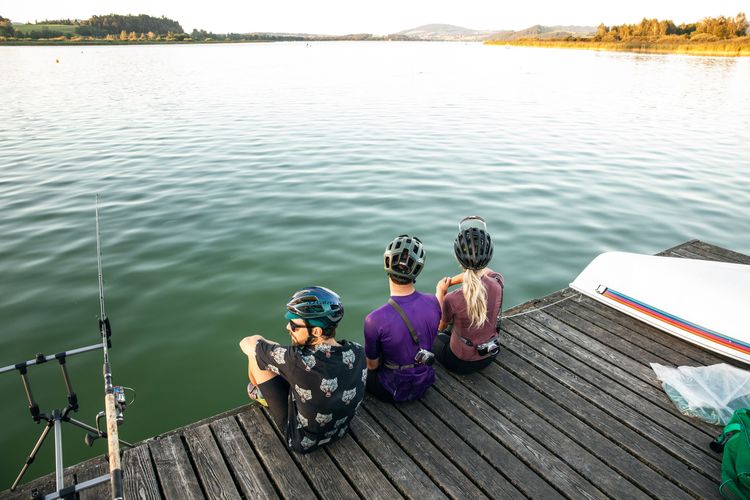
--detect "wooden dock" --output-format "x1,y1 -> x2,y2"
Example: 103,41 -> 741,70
4,240 -> 746,499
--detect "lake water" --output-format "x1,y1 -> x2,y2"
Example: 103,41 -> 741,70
1,41 -> 749,487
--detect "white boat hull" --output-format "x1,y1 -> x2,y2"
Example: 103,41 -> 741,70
570,252 -> 750,365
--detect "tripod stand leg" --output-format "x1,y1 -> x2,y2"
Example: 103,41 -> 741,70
53,412 -> 64,492
67,417 -> 134,447
11,419 -> 53,491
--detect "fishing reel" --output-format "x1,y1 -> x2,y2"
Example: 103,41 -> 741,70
84,386 -> 135,447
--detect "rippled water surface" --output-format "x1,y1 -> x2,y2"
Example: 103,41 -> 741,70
1,42 -> 749,485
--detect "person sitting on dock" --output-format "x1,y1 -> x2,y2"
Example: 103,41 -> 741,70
433,216 -> 504,374
364,235 -> 441,402
239,286 -> 366,453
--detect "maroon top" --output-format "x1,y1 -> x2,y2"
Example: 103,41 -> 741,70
442,272 -> 504,361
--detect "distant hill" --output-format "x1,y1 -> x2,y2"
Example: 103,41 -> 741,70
395,24 -> 496,41
394,23 -> 596,41
488,25 -> 596,41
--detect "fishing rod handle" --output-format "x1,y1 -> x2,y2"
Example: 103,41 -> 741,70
104,392 -> 124,499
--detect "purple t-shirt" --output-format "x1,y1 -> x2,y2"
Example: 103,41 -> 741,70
364,291 -> 441,402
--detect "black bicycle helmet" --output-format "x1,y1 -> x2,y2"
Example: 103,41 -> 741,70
383,235 -> 425,284
285,286 -> 344,330
454,216 -> 493,270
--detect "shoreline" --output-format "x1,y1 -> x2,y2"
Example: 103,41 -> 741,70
0,39 -> 275,46
485,38 -> 750,57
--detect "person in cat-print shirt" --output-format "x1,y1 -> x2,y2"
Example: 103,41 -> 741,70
240,286 -> 366,454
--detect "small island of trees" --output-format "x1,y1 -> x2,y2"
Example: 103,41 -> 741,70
487,13 -> 749,56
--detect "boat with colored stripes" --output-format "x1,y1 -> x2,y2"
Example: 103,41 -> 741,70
570,252 -> 750,365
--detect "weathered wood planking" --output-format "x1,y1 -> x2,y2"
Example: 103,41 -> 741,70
4,240 -> 745,500
183,424 -> 240,500
148,433 -> 204,499
210,416 -> 279,499
349,409 -> 447,499
392,398 -> 522,498
236,409 -> 316,499
122,444 -> 161,499
419,386 -> 562,499
364,397 -> 488,499
324,429 -> 403,500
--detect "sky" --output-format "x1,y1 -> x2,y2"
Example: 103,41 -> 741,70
3,1 -> 748,35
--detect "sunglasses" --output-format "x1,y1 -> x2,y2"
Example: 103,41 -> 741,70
288,320 -> 309,333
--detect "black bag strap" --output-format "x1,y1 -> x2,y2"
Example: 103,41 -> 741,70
494,274 -> 504,333
387,298 -> 420,346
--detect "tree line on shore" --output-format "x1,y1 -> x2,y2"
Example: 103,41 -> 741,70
593,13 -> 747,42
0,14 -> 406,42
0,14 -> 184,40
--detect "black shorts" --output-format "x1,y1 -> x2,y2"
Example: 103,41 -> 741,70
258,376 -> 290,430
365,369 -> 396,403
432,332 -> 496,375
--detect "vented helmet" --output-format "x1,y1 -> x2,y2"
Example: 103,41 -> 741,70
454,216 -> 493,270
285,286 -> 344,330
383,235 -> 425,284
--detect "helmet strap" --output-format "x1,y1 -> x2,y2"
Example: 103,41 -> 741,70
303,320 -> 316,347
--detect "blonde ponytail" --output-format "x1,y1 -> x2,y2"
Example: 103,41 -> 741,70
463,269 -> 488,328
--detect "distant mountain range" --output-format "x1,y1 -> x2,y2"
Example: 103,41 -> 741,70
395,23 -> 596,41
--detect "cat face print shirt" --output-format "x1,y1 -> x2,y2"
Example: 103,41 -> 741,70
255,339 -> 366,454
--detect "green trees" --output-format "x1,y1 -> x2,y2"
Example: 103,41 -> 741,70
593,13 -> 746,42
0,15 -> 14,37
75,14 -> 184,37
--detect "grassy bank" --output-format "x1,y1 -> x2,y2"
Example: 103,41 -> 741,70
0,38 -> 272,46
486,37 -> 750,56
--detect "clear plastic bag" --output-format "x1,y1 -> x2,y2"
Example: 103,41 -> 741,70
650,363 -> 750,426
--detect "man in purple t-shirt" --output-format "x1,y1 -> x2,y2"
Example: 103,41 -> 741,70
364,235 -> 442,402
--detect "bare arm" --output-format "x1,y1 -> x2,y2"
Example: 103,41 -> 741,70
366,357 -> 381,370
436,273 -> 464,330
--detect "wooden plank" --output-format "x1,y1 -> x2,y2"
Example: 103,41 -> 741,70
348,407 -> 447,499
122,444 -> 161,500
76,456 -> 109,500
364,398 -> 488,499
503,287 -> 578,317
148,433 -> 203,499
325,430 -> 403,500
484,359 -> 698,499
494,347 -> 719,496
665,247 -> 720,262
261,408 -> 359,500
564,299 -> 699,366
210,416 -> 279,499
688,240 -> 750,264
535,306 -> 673,389
236,408 -> 316,499
433,368 -> 608,499
443,368 -> 649,500
4,468 -> 76,500
574,293 -> 734,366
394,398 -> 523,498
522,309 -> 715,438
656,239 -> 700,256
420,386 -> 563,499
531,307 -> 716,436
545,302 -> 720,436
183,423 -> 241,500
503,319 -> 721,478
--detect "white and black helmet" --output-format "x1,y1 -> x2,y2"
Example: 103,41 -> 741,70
454,216 -> 494,270
383,235 -> 425,284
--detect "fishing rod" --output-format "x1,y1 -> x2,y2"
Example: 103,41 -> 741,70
1,197 -> 133,499
96,195 -> 124,500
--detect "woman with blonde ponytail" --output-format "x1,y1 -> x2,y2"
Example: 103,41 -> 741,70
433,217 -> 505,374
